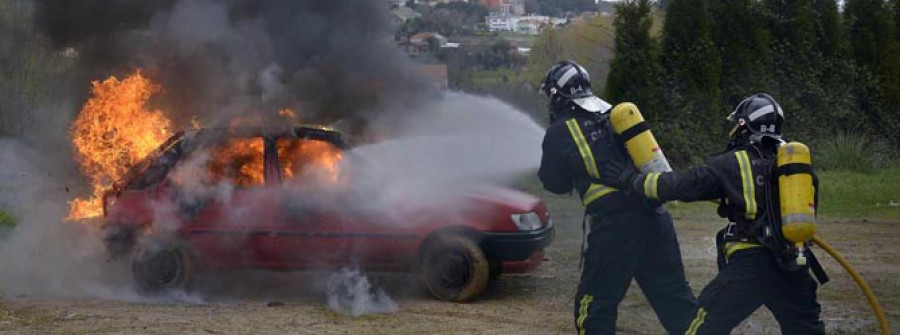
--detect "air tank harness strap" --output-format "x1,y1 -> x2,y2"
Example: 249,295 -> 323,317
806,249 -> 830,284
776,163 -> 813,177
617,121 -> 650,143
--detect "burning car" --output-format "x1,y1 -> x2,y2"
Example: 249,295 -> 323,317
101,126 -> 554,302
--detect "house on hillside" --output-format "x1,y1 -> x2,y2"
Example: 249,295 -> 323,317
481,0 -> 524,15
486,14 -> 561,34
399,32 -> 449,56
516,19 -> 544,35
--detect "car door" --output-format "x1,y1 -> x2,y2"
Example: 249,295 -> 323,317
266,137 -> 353,268
168,135 -> 277,267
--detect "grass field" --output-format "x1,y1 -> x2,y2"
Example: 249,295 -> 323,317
817,169 -> 900,220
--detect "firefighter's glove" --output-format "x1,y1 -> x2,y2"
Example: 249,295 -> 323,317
599,160 -> 639,191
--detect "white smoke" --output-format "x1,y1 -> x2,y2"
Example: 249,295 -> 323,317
326,268 -> 398,316
346,92 -> 545,214
0,139 -> 137,299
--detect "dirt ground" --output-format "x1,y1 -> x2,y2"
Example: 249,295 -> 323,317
0,194 -> 897,334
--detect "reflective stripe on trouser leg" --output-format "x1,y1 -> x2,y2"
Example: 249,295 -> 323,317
684,307 -> 707,335
576,294 -> 594,335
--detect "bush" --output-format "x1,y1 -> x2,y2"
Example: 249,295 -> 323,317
812,132 -> 893,173
0,210 -> 14,238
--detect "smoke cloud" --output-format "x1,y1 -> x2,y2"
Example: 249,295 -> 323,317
34,0 -> 428,131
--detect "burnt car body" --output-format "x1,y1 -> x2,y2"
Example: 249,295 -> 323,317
102,126 -> 553,302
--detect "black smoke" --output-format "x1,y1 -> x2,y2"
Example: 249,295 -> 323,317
33,0 -> 428,132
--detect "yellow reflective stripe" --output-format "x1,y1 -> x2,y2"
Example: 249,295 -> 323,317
577,294 -> 594,335
565,119 -> 600,178
685,307 -> 707,335
735,151 -> 757,220
583,183 -> 617,206
643,172 -> 661,200
724,241 -> 764,259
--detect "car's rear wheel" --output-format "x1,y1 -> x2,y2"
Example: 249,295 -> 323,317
131,238 -> 193,293
421,234 -> 490,302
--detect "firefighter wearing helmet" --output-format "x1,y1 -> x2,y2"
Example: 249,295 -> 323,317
598,93 -> 827,334
537,60 -> 698,334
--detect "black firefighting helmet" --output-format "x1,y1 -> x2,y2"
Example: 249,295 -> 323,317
727,93 -> 785,143
540,60 -> 611,113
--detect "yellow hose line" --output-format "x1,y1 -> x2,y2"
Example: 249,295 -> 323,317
812,235 -> 890,335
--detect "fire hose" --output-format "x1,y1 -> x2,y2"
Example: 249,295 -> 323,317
812,235 -> 890,335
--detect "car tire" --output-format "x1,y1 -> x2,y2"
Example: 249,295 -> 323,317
131,238 -> 194,293
421,234 -> 490,302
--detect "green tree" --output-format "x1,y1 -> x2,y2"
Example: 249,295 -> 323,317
605,0 -> 660,116
844,0 -> 900,146
527,28 -> 567,82
659,0 -> 722,166
814,0 -> 848,58
525,16 -> 615,87
765,0 -> 832,139
710,0 -> 773,104
895,0 -> 900,42
844,0 -> 895,70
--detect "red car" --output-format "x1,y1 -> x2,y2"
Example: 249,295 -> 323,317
102,127 -> 553,302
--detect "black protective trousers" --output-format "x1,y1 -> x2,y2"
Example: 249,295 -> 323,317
574,208 -> 698,335
686,249 -> 825,334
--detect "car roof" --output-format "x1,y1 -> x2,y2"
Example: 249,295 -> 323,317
116,126 -> 347,191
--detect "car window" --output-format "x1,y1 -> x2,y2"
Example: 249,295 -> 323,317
277,138 -> 342,183
206,137 -> 265,187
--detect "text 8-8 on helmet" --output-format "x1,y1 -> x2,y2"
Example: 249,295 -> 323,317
540,60 -> 611,116
728,93 -> 785,144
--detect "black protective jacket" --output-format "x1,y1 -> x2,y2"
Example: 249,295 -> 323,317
539,108 -> 657,216
627,141 -> 822,271
629,143 -> 780,241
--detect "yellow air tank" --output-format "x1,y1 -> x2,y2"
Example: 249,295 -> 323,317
777,142 -> 817,265
610,103 -> 672,173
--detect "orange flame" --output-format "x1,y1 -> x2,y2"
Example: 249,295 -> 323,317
69,74 -> 344,221
277,139 -> 343,183
208,138 -> 266,187
68,71 -> 172,220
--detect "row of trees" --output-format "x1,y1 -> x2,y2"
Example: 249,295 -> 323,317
607,0 -> 900,167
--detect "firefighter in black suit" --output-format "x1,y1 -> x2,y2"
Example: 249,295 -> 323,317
537,60 -> 698,335
599,93 -> 826,334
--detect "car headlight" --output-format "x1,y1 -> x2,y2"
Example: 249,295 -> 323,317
510,212 -> 543,231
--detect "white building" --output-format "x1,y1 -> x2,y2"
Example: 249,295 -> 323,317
485,14 -> 563,35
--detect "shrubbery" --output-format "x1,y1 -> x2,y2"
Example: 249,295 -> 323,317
813,132 -> 895,173
0,210 -> 14,237
607,0 -> 900,169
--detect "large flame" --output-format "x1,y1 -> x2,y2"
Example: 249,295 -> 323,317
278,139 -> 343,183
68,71 -> 172,220
208,138 -> 266,187
68,73 -> 344,221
